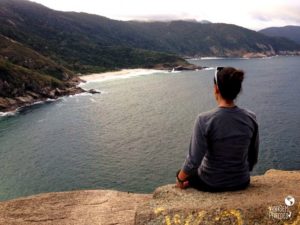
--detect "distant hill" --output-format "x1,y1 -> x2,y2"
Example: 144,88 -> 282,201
0,0 -> 186,74
125,21 -> 300,57
259,26 -> 300,45
1,0 -> 300,73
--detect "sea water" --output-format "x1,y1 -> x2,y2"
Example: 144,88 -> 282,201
0,56 -> 299,201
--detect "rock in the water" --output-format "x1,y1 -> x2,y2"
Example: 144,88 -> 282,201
153,63 -> 202,71
88,89 -> 101,94
173,65 -> 202,71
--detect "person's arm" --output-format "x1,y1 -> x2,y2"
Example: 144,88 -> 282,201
248,123 -> 259,171
177,116 -> 208,188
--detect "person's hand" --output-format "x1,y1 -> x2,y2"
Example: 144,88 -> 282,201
176,180 -> 189,189
176,169 -> 189,189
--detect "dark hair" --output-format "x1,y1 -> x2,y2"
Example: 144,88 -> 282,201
214,67 -> 244,100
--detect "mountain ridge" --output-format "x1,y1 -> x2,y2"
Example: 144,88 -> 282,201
1,0 -> 300,65
259,25 -> 300,45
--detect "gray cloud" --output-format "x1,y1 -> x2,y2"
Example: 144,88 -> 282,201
251,5 -> 300,25
117,12 -> 199,22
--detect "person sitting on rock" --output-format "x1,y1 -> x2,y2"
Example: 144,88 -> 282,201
176,67 -> 259,192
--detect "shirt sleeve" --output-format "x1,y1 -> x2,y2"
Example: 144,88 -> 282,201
248,122 -> 259,171
182,116 -> 208,175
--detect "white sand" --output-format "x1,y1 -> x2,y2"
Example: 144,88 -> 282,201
80,69 -> 166,83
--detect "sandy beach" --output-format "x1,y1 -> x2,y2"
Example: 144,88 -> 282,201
80,69 -> 167,83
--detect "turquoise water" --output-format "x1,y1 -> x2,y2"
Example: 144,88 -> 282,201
0,56 -> 299,201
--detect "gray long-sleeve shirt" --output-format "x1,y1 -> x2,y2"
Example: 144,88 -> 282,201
182,106 -> 259,188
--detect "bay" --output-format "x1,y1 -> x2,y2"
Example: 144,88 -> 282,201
0,56 -> 299,201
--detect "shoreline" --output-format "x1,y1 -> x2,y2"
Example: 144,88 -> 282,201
0,88 -> 84,115
0,69 -> 165,115
0,89 -> 102,116
79,68 -> 168,83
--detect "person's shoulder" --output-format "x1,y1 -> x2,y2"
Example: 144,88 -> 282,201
197,108 -> 220,122
199,108 -> 219,117
238,107 -> 257,120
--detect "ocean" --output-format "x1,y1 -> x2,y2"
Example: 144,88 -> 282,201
0,56 -> 299,201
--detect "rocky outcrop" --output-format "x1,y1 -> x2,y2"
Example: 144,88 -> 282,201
0,77 -> 100,113
136,170 -> 300,225
87,89 -> 101,94
172,65 -> 203,71
152,63 -> 203,71
0,87 -> 82,112
0,170 -> 299,225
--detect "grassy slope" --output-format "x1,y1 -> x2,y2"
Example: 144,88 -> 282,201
0,35 -> 72,99
0,35 -> 75,80
0,57 -> 63,98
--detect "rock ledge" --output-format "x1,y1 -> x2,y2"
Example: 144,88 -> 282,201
136,169 -> 300,225
0,170 -> 299,225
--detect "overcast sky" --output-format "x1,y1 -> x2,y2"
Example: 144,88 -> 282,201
30,0 -> 300,30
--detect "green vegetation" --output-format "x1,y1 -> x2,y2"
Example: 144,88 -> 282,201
0,34 -> 72,99
0,57 -> 63,98
0,0 -> 185,74
0,35 -> 75,80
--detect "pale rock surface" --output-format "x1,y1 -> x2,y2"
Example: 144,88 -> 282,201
0,190 -> 151,225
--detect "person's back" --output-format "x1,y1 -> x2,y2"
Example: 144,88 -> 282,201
197,106 -> 258,188
176,67 -> 259,192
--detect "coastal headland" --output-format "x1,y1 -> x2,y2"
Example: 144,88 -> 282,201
0,65 -> 201,115
0,169 -> 299,225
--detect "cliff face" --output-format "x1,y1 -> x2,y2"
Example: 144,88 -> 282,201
0,170 -> 299,225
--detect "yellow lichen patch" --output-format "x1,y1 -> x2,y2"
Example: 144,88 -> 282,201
165,215 -> 172,225
154,207 -> 165,214
215,209 -> 243,225
173,214 -> 181,224
154,206 -> 245,225
192,211 -> 207,225
153,208 -> 207,225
